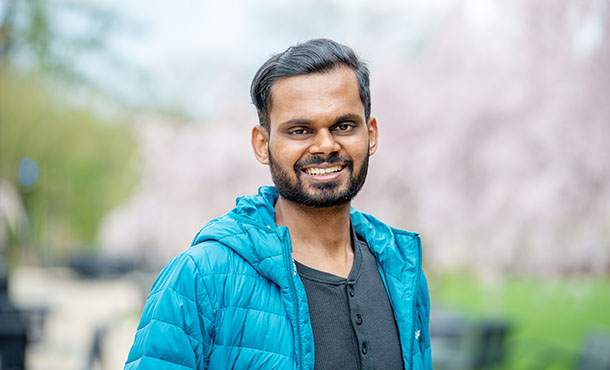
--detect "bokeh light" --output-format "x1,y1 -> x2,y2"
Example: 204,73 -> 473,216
18,157 -> 39,186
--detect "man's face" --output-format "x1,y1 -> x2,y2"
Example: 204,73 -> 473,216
252,66 -> 378,208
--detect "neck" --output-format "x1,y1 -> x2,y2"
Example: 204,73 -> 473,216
275,196 -> 353,278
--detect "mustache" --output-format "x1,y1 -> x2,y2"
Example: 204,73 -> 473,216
294,154 -> 353,170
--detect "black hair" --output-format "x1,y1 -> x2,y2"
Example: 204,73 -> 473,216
250,38 -> 370,129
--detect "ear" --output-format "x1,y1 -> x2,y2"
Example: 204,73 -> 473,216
251,125 -> 270,165
367,117 -> 378,156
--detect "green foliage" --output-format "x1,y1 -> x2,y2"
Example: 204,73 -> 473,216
430,273 -> 610,369
0,68 -> 137,260
1,0 -> 125,82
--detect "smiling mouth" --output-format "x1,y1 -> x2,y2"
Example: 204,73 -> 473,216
303,165 -> 344,176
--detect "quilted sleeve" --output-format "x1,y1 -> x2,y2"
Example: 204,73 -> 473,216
124,253 -> 215,370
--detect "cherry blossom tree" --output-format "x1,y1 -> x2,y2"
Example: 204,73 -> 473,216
99,0 -> 610,276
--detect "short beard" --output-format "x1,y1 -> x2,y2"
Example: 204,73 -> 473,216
268,151 -> 369,208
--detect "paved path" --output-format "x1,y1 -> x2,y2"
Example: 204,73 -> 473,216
9,266 -> 151,370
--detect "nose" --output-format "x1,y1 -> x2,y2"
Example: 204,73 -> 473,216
310,129 -> 341,155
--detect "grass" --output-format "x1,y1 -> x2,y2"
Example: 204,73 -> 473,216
429,274 -> 610,369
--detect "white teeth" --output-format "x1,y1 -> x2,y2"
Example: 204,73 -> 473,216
305,166 -> 343,175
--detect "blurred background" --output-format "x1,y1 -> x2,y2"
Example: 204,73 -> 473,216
1,0 -> 609,369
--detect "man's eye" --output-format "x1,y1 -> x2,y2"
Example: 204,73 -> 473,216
288,128 -> 310,135
333,123 -> 353,132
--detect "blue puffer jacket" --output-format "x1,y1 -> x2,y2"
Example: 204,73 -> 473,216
125,186 -> 432,370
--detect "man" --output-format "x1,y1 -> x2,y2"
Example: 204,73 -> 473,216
125,38 -> 431,370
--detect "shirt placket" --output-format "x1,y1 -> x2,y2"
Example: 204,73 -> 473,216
347,280 -> 375,370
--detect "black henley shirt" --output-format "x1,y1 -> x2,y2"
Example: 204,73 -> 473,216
295,227 -> 404,370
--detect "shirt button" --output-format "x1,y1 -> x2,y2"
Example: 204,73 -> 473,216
361,342 -> 367,355
356,314 -> 362,325
349,290 -> 355,297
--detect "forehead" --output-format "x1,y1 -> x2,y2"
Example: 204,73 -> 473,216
268,66 -> 364,126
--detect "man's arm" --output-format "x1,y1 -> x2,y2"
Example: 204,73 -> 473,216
125,254 -> 215,370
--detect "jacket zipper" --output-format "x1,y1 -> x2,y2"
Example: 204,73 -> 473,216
374,233 -> 422,369
280,229 -> 303,370
410,234 -> 423,368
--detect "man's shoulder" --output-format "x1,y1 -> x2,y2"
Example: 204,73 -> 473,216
190,212 -> 247,245
180,208 -> 281,275
157,239 -> 245,285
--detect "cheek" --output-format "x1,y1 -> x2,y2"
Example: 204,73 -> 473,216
269,144 -> 296,176
345,137 -> 370,160
269,140 -> 299,166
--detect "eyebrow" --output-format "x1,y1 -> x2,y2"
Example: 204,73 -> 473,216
334,113 -> 362,123
278,118 -> 313,127
278,113 -> 363,128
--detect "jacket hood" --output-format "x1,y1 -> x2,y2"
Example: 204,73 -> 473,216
190,186 -> 289,286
